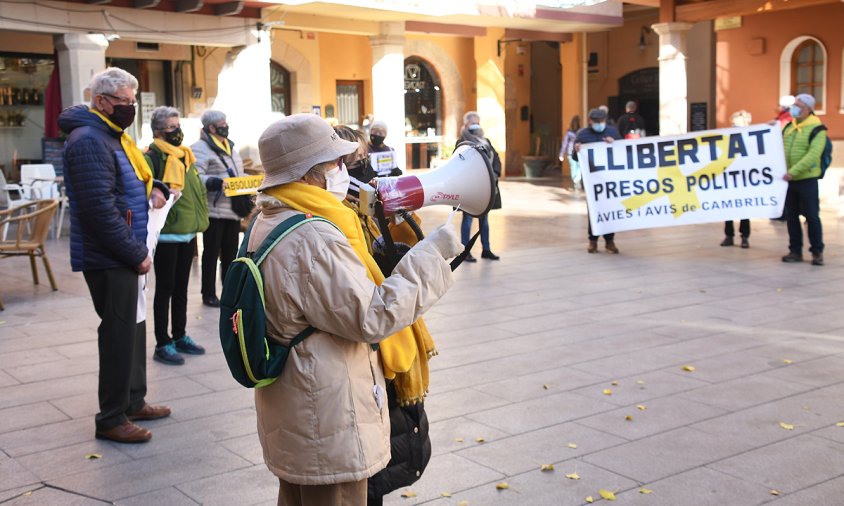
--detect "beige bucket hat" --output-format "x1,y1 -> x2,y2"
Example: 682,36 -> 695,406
258,114 -> 358,191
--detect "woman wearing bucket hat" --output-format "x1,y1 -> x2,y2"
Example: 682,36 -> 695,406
250,114 -> 462,505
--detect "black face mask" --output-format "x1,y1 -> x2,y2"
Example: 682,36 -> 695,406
164,127 -> 184,147
370,134 -> 385,147
109,104 -> 136,130
213,125 -> 229,138
348,158 -> 375,183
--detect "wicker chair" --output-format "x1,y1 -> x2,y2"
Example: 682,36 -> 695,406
0,200 -> 60,298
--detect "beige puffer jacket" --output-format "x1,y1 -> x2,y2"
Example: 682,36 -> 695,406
252,204 -> 454,486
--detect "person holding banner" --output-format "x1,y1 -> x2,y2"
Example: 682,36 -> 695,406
192,110 -> 246,307
145,106 -> 209,365
368,120 -> 402,177
781,93 -> 827,266
573,108 -> 622,254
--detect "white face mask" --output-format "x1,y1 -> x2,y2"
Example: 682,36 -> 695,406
324,161 -> 351,201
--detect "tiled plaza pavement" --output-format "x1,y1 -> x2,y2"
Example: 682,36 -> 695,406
1,175 -> 843,505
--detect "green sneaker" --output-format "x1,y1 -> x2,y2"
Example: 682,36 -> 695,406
175,336 -> 205,355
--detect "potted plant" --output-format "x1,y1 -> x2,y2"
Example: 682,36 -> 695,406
522,132 -> 549,178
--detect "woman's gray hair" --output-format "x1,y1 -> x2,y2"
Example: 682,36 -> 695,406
256,159 -> 335,209
201,109 -> 227,128
150,106 -> 180,132
88,67 -> 138,107
463,111 -> 480,125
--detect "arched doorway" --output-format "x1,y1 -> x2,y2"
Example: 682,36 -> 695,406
616,67 -> 659,136
270,61 -> 291,115
404,56 -> 443,169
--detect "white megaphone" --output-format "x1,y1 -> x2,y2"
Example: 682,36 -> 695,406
359,143 -> 496,217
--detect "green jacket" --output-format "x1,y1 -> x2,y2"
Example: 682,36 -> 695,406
783,115 -> 828,181
145,145 -> 210,235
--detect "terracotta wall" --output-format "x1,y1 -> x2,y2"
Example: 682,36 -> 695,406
505,41 -> 531,170
716,3 -> 843,138
318,32 -> 373,123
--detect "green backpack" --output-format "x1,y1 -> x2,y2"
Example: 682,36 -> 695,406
219,213 -> 335,388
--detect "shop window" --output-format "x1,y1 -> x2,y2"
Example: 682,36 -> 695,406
404,56 -> 442,138
270,61 -> 291,115
336,80 -> 363,128
780,36 -> 827,113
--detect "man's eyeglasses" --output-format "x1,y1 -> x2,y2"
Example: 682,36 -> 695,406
160,124 -> 181,133
101,93 -> 137,107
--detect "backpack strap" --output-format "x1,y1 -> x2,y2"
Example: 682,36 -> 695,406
251,214 -> 337,266
808,125 -> 828,144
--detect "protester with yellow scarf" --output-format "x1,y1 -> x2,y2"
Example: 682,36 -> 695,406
59,68 -> 171,445
252,114 -> 461,505
144,106 -> 209,367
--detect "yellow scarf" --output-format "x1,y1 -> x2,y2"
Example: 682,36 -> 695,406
90,108 -> 152,197
265,182 -> 436,405
152,138 -> 197,191
211,134 -> 231,156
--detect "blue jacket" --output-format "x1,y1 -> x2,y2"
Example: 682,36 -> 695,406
59,105 -> 161,272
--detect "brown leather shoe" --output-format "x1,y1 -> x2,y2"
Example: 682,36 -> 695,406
811,252 -> 824,266
127,404 -> 171,421
587,240 -> 598,253
605,241 -> 619,254
95,421 -> 152,444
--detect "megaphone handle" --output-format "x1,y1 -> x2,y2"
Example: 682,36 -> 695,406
450,230 -> 481,271
374,200 -> 401,275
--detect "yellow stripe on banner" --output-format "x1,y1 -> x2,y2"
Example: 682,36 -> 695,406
224,175 -> 264,197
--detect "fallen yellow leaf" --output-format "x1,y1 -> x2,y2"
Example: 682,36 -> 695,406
496,482 -> 509,490
455,437 -> 464,442
636,380 -> 645,385
565,472 -> 580,480
585,496 -> 594,503
195,316 -> 203,320
836,422 -> 844,427
475,437 -> 485,443
543,384 -> 550,390
639,488 -> 653,494
611,381 -> 619,386
681,365 -> 696,372
540,464 -> 555,472
783,359 -> 793,364
458,502 -> 469,506
637,405 -> 646,411
84,453 -> 102,460
441,492 -> 452,497
400,490 -> 417,498
603,389 -> 612,395
770,490 -> 780,496
776,288 -> 783,292
625,415 -> 633,421
779,422 -> 795,430
599,489 -> 617,501
567,442 -> 578,449
23,492 -> 32,497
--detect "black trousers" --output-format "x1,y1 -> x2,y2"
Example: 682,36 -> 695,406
724,219 -> 750,238
153,239 -> 196,347
201,218 -> 240,297
785,178 -> 824,254
83,267 -> 147,431
587,220 -> 615,242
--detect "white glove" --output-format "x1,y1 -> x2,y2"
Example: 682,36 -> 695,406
422,224 -> 463,259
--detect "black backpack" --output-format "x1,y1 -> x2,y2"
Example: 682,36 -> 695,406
808,125 -> 833,179
219,213 -> 335,388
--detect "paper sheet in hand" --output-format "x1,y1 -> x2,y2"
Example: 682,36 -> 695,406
137,195 -> 175,323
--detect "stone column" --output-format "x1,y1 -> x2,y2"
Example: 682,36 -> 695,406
652,22 -> 693,135
212,29 -> 273,164
54,34 -> 109,107
474,28 -> 506,175
370,22 -> 406,172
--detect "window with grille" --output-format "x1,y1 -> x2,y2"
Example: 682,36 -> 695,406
336,81 -> 363,128
791,40 -> 824,110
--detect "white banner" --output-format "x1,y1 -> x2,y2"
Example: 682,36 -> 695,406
580,124 -> 788,235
